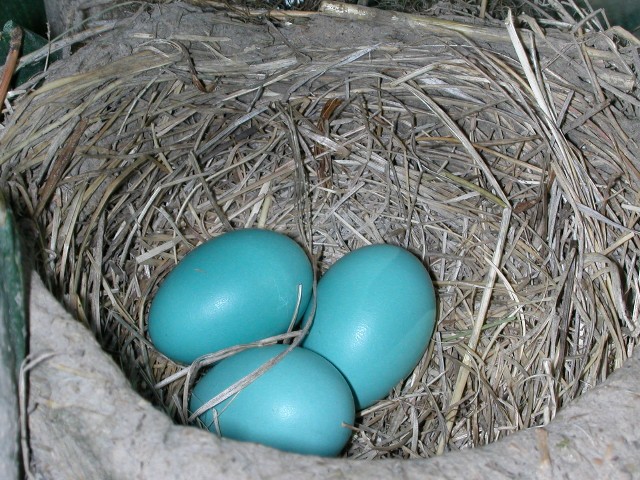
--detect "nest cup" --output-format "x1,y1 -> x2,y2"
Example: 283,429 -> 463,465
1,0 -> 639,469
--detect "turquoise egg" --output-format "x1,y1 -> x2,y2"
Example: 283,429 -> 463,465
189,344 -> 355,457
302,244 -> 436,409
148,229 -> 313,364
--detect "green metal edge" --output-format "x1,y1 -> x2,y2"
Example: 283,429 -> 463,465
0,0 -> 47,36
0,191 -> 26,369
0,190 -> 26,479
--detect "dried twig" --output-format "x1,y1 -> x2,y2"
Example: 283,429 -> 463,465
0,26 -> 23,111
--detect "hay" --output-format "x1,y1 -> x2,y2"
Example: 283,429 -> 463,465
1,0 -> 639,461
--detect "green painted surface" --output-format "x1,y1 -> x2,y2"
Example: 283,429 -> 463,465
589,0 -> 640,33
0,0 -> 53,86
0,192 -> 26,372
0,0 -> 47,36
0,191 -> 26,480
0,21 -> 50,86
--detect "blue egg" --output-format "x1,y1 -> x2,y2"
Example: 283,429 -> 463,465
302,244 -> 436,409
189,344 -> 355,457
148,229 -> 313,364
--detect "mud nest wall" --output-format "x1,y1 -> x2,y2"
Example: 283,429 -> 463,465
1,0 -> 640,464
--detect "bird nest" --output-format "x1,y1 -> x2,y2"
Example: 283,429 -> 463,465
1,0 -> 639,461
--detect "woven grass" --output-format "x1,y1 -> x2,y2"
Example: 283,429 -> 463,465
1,0 -> 639,460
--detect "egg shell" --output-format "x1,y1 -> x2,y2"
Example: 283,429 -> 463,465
189,344 -> 355,457
302,244 -> 436,409
148,229 -> 313,364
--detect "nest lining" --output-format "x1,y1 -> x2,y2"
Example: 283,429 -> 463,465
1,0 -> 639,460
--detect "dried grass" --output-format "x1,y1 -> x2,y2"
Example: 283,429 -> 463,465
1,0 -> 639,460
